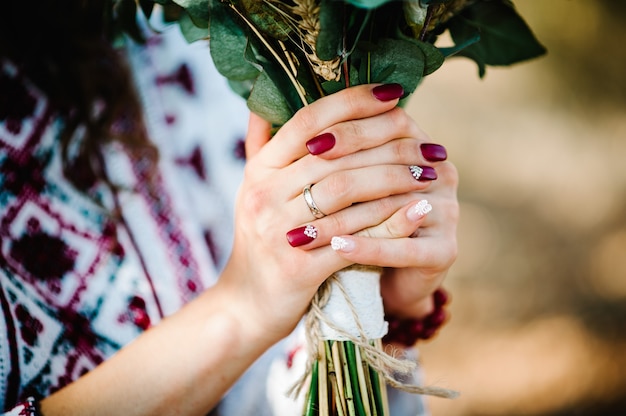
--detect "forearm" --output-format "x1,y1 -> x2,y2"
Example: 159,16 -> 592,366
39,282 -> 273,416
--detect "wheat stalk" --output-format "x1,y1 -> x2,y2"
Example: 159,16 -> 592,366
290,0 -> 342,82
265,0 -> 342,82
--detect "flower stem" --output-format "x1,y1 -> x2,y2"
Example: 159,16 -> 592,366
345,342 -> 367,415
305,360 -> 320,416
355,346 -> 372,415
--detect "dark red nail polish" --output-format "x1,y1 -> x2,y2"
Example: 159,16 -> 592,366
409,165 -> 437,181
286,225 -> 318,247
372,83 -> 404,101
420,143 -> 447,162
306,133 -> 336,155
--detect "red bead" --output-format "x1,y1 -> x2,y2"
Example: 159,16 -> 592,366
384,287 -> 451,346
433,288 -> 449,307
426,308 -> 447,327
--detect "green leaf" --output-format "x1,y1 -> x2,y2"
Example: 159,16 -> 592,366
247,71 -> 293,125
172,0 -> 210,28
353,37 -> 425,95
413,40 -> 444,76
448,0 -> 546,75
375,64 -> 396,83
227,79 -> 254,100
208,0 -> 261,81
346,0 -> 392,9
321,80 -> 345,95
178,10 -> 209,42
438,31 -> 481,57
240,0 -> 292,41
317,0 -> 344,61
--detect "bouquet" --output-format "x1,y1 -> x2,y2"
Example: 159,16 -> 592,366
119,0 -> 545,414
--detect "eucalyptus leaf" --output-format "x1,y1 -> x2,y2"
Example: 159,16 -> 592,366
345,0 -> 392,9
375,64 -> 396,82
247,71 -> 293,125
178,10 -> 209,42
209,0 -> 261,81
317,0 -> 344,61
438,31 -> 481,57
228,79 -> 255,100
172,0 -> 210,28
413,40 -> 444,76
448,0 -> 546,74
353,38 -> 425,95
240,0 -> 292,41
321,81 -> 345,95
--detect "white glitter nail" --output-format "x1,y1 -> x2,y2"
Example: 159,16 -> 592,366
409,165 -> 423,181
412,200 -> 432,217
304,225 -> 317,239
331,236 -> 349,251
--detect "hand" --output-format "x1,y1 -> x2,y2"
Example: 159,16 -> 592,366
380,161 -> 458,320
221,84 -> 442,345
330,159 -> 459,320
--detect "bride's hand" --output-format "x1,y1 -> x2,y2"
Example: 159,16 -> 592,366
329,159 -> 459,320
221,84 -> 443,344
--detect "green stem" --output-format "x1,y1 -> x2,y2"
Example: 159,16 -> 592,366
326,341 -> 346,416
368,366 -> 384,416
345,342 -> 367,416
354,346 -> 372,415
340,342 -> 357,416
305,360 -> 320,416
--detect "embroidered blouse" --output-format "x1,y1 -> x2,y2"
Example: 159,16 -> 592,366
0,22 -> 426,416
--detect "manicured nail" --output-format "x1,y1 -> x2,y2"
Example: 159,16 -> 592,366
306,133 -> 336,155
372,83 -> 404,101
407,200 -> 432,221
331,236 -> 355,252
420,143 -> 447,162
409,165 -> 437,181
286,225 -> 318,247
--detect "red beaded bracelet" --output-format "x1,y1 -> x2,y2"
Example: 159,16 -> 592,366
383,288 -> 450,347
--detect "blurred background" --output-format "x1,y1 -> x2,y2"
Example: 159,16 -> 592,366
408,1 -> 626,415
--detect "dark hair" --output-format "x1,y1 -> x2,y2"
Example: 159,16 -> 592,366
0,0 -> 155,192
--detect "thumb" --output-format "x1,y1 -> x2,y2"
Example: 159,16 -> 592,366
245,112 -> 272,158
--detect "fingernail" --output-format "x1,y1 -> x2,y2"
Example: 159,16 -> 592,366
407,200 -> 432,221
306,133 -> 336,155
420,143 -> 447,162
372,83 -> 404,101
286,225 -> 318,247
331,236 -> 355,252
409,165 -> 437,181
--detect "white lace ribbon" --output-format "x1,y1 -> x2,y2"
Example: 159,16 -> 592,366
318,267 -> 388,341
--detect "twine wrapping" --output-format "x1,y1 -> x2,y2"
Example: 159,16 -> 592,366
288,264 -> 459,400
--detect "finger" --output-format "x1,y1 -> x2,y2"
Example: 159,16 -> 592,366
279,137 -> 441,203
256,84 -> 404,168
285,194 -> 412,249
356,199 -> 432,239
245,112 -> 272,158
418,161 -> 458,197
330,233 -> 458,270
290,164 -> 437,223
306,107 -> 427,159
